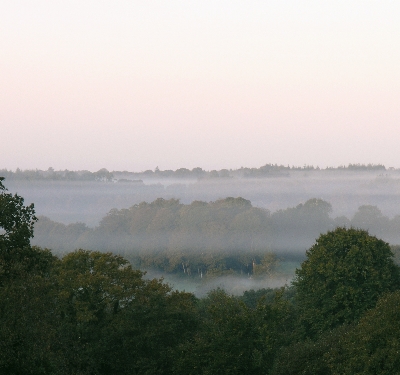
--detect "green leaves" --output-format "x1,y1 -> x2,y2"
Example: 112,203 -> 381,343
173,288 -> 296,375
50,249 -> 199,375
0,177 -> 37,252
343,291 -> 400,374
294,228 -> 400,337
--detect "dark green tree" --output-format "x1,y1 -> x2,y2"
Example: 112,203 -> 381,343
174,289 -> 262,375
294,227 -> 400,337
340,290 -> 400,374
53,249 -> 198,375
0,248 -> 58,375
0,178 -> 58,374
173,288 -> 295,375
0,177 -> 37,251
270,324 -> 352,375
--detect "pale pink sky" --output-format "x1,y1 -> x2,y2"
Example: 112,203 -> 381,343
1,1 -> 400,171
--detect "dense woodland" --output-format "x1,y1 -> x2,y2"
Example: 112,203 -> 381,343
32,196 -> 400,280
2,176 -> 400,374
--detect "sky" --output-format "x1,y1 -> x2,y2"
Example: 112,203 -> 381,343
1,1 -> 400,172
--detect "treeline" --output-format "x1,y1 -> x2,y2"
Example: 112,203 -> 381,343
33,197 -> 278,278
0,167 -> 114,181
1,163 -> 389,182
3,175 -> 400,374
328,162 -> 387,171
101,162 -> 390,179
33,196 -> 400,278
236,162 -> 386,178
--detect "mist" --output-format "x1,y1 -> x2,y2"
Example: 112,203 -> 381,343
3,166 -> 400,295
144,269 -> 294,298
4,167 -> 400,227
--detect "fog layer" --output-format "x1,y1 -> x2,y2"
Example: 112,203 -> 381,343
4,168 -> 400,227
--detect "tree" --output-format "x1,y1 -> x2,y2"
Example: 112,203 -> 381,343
253,253 -> 279,278
0,247 -> 58,375
174,288 -> 296,375
294,227 -> 400,337
0,177 -> 39,284
0,177 -> 37,252
0,178 -> 61,374
341,290 -> 400,374
351,205 -> 389,238
93,168 -> 113,181
173,289 -> 263,375
271,198 -> 333,250
270,323 -> 353,375
53,249 -> 198,375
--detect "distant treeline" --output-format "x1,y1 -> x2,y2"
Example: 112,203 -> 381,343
33,196 -> 400,277
0,167 -> 114,181
1,163 -> 389,181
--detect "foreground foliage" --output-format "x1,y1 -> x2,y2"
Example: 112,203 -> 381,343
294,227 -> 400,337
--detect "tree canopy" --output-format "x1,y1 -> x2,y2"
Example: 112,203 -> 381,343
294,227 -> 400,336
0,177 -> 40,285
0,177 -> 37,251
